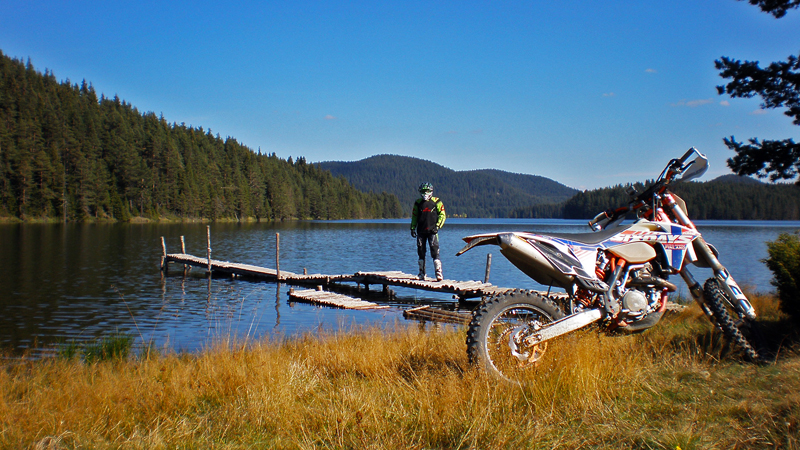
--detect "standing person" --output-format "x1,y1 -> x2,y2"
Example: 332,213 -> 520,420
410,182 -> 446,281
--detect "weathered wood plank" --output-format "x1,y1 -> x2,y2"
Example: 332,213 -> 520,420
402,305 -> 471,324
288,289 -> 389,310
164,252 -> 518,300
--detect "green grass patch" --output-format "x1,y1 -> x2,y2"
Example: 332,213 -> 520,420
56,332 -> 135,363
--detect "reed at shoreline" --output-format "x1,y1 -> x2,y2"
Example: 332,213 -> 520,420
1,294 -> 798,449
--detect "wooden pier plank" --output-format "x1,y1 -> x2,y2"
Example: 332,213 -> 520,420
289,289 -> 389,310
164,250 -> 683,323
164,253 -> 513,299
352,270 -> 509,297
402,305 -> 471,324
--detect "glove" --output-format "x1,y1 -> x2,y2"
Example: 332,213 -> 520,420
411,229 -> 417,238
432,226 -> 439,234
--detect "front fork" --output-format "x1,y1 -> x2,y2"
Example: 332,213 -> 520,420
680,237 -> 757,320
680,268 -> 715,319
663,193 -> 756,320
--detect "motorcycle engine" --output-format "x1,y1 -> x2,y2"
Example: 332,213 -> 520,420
621,289 -> 649,315
618,263 -> 667,320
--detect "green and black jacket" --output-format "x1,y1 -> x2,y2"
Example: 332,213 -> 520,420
411,197 -> 446,233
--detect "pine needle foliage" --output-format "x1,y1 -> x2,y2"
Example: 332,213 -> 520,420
0,52 -> 402,222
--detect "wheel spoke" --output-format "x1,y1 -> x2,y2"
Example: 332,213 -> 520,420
466,291 -> 565,382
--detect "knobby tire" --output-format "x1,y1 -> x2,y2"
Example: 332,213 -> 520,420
703,279 -> 763,362
466,289 -> 565,382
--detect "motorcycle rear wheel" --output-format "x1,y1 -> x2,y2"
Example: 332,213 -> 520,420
703,278 -> 763,362
466,290 -> 565,382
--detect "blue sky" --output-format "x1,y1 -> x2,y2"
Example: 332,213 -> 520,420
1,1 -> 798,189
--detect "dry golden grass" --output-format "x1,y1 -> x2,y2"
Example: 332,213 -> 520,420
2,296 -> 799,449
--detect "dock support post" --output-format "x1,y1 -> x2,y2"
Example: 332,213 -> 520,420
206,226 -> 212,275
484,253 -> 492,284
180,235 -> 187,275
276,232 -> 281,280
160,236 -> 167,273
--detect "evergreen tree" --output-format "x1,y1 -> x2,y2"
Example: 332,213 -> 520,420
0,51 -> 402,222
716,0 -> 800,183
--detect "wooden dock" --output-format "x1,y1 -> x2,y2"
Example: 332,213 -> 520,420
160,232 -> 684,323
161,231 -> 522,319
162,253 -> 511,301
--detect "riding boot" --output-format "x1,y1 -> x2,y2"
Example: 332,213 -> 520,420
418,259 -> 426,280
434,259 -> 443,281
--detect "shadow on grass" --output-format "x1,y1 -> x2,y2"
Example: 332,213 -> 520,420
397,351 -> 467,383
752,318 -> 800,362
657,315 -> 800,364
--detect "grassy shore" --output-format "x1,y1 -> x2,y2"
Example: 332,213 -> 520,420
2,294 -> 798,449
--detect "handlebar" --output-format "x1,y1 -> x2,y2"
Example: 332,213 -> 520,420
588,210 -> 612,231
589,148 -> 701,231
588,206 -> 633,231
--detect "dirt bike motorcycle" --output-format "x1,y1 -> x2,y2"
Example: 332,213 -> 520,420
457,148 -> 762,380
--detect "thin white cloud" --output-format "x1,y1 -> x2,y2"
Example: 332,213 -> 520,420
603,92 -> 615,97
672,98 -> 713,107
645,68 -> 657,73
750,109 -> 768,115
720,100 -> 730,106
324,115 -> 337,120
686,98 -> 713,107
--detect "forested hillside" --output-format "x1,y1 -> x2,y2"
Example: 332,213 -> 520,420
512,176 -> 800,220
0,52 -> 402,222
318,155 -> 578,217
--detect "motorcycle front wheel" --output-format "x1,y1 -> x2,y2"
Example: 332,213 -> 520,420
703,278 -> 763,362
466,290 -> 565,382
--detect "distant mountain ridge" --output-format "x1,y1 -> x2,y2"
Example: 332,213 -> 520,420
709,174 -> 763,184
512,173 -> 800,221
317,155 -> 579,217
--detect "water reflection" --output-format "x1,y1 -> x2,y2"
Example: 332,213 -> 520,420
1,219 -> 797,356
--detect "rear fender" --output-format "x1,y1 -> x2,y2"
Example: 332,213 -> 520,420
460,232 -> 600,290
458,232 -> 575,287
456,234 -> 501,256
498,234 -> 574,288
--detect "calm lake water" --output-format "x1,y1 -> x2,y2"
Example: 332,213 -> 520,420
2,219 -> 798,357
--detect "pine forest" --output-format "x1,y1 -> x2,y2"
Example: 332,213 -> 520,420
2,50 -> 798,223
512,177 -> 800,221
0,51 -> 403,222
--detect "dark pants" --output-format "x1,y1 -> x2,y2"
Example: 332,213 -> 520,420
416,232 -> 440,260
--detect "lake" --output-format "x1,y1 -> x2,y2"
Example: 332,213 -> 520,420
2,219 -> 798,357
